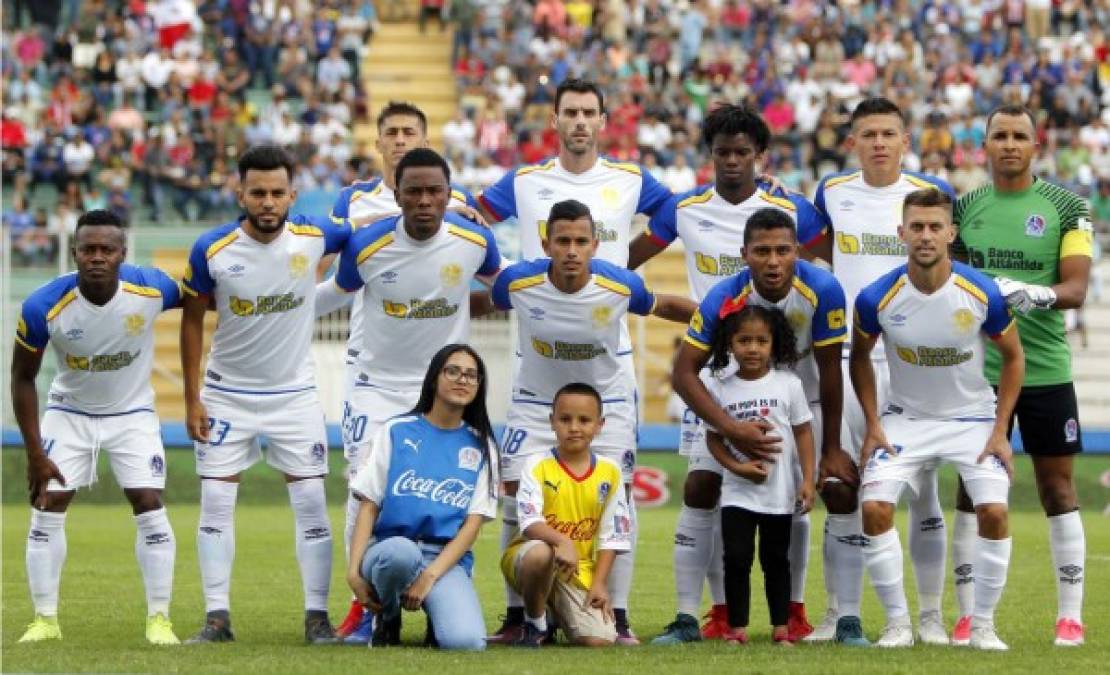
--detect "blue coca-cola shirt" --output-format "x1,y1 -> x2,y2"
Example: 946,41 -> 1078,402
350,414 -> 499,573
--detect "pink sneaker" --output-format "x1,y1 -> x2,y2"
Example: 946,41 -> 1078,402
952,615 -> 972,646
1054,618 -> 1085,646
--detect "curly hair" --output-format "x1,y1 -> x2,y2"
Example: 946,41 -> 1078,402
708,304 -> 799,374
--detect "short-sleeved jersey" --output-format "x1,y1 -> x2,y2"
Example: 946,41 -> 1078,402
492,258 -> 656,404
684,260 -> 847,403
708,369 -> 812,515
334,213 -> 501,392
816,169 -> 955,343
330,178 -> 478,365
183,216 -> 350,393
17,265 -> 181,415
647,184 -> 826,302
952,178 -> 1093,386
514,450 -> 632,590
854,262 -> 1014,419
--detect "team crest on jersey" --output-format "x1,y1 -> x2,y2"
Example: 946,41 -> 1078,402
600,186 -> 620,208
458,446 -> 482,471
150,455 -> 165,477
440,263 -> 463,287
311,442 -> 326,464
1064,418 -> 1078,443
951,308 -> 976,336
289,253 -> 309,278
786,309 -> 807,333
690,309 -> 703,334
1024,214 -> 1046,238
124,313 -> 145,336
598,480 -> 611,505
592,305 -> 612,329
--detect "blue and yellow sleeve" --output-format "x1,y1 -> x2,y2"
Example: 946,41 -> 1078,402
329,185 -> 353,224
792,193 -> 827,248
335,233 -> 366,292
646,192 -> 680,247
16,295 -> 50,353
853,286 -> 883,338
808,268 -> 848,347
490,262 -> 518,311
477,169 -> 518,222
143,266 -> 183,310
812,178 -> 834,236
685,283 -> 729,351
182,237 -> 216,296
477,225 -> 502,277
636,166 -> 673,216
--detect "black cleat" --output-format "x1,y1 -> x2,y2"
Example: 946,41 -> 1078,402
486,608 -> 526,645
372,614 -> 402,647
305,610 -> 338,645
185,610 -> 235,644
511,622 -> 546,648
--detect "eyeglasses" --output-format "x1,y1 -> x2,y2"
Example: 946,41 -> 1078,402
442,364 -> 482,385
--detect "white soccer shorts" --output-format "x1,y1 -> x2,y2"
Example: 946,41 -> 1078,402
342,381 -> 419,472
41,408 -> 166,491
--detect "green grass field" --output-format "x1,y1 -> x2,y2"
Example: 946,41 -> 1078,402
3,450 -> 1109,673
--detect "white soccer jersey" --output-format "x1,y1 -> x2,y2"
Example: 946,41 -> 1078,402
333,212 -> 501,392
183,216 -> 350,393
17,265 -> 181,415
647,184 -> 826,302
854,262 -> 1015,420
330,178 -> 477,365
708,369 -> 813,515
815,170 -> 955,343
491,258 -> 656,404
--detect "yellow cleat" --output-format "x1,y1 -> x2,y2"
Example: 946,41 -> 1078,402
146,613 -> 180,645
18,615 -> 62,643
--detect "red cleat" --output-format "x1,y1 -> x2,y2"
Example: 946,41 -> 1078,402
335,599 -> 364,638
1054,618 -> 1085,646
951,615 -> 972,646
723,626 -> 749,644
787,602 -> 814,641
700,604 -> 730,640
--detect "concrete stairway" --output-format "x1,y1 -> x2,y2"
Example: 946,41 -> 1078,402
1070,260 -> 1110,427
150,248 -> 215,422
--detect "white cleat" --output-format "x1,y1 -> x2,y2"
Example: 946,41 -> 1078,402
917,610 -> 949,646
875,621 -> 914,648
804,607 -> 838,642
970,622 -> 1009,651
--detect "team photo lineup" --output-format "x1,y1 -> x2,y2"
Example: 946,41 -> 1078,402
6,0 -> 1103,662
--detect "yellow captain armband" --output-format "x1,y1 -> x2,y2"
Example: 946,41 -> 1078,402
1060,225 -> 1093,259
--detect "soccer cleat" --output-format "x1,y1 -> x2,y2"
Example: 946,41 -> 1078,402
1054,618 -> 1085,647
833,616 -> 871,646
787,602 -> 814,641
372,614 -> 402,647
486,611 -> 525,645
652,613 -> 703,645
335,600 -> 364,638
615,623 -> 641,646
342,610 -> 374,645
510,622 -> 546,648
304,610 -> 338,645
804,607 -> 839,642
875,620 -> 914,648
722,626 -> 749,644
916,610 -> 949,646
951,615 -> 972,646
185,611 -> 235,644
700,604 -> 730,640
970,621 -> 1008,651
772,625 -> 794,646
18,615 -> 61,643
146,613 -> 180,645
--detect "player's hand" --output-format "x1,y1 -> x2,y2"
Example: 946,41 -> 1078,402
758,172 -> 789,195
186,400 -> 209,443
977,430 -> 1015,481
553,539 -> 580,578
723,419 -> 782,462
27,453 -> 65,509
448,205 -> 488,226
818,446 -> 860,488
347,572 -> 380,612
737,460 -> 769,484
858,426 -> 896,475
584,583 -> 614,623
995,276 -> 1056,314
401,569 -> 436,611
796,482 -> 816,514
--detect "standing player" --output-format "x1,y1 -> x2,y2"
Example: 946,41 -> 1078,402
852,188 -> 1023,650
663,208 -> 848,644
490,199 -> 695,643
180,145 -> 350,644
810,97 -> 956,645
951,105 -> 1094,646
628,105 -> 836,643
477,78 -> 672,643
13,210 -> 181,645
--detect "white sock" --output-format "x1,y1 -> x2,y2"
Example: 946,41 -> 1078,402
706,512 -> 726,605
822,517 -> 838,613
1048,511 -> 1085,622
288,478 -> 333,612
608,487 -> 637,611
501,496 -> 523,608
197,480 -> 238,613
526,613 -> 547,632
951,510 -> 977,618
343,491 -> 361,565
865,528 -> 909,623
789,511 -> 810,604
134,507 -> 175,616
826,511 -> 866,617
26,510 -> 67,616
673,505 -> 715,616
907,476 -> 946,615
972,536 -> 1012,623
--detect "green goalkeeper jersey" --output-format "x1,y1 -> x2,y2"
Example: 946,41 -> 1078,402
952,178 -> 1093,386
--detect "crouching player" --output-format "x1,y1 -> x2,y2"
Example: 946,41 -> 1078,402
502,383 -> 632,647
850,188 -> 1023,650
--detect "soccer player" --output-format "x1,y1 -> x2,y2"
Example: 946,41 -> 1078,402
478,78 -> 672,643
851,187 -> 1023,650
490,199 -> 694,643
13,209 -> 182,645
503,383 -> 633,647
629,104 -> 833,643
180,144 -> 351,644
810,97 -> 956,645
951,104 -> 1094,646
664,207 -> 848,644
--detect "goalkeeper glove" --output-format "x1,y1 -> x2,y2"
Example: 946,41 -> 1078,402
994,276 -> 1057,314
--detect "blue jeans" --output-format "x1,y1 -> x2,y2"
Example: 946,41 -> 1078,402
360,536 -> 486,650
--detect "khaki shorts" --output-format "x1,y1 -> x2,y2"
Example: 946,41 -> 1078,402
501,540 -> 617,644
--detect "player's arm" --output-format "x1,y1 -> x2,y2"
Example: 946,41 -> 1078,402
848,328 -> 893,467
11,339 -> 65,507
346,496 -> 381,610
814,342 -> 856,484
706,429 -> 766,481
317,234 -> 366,316
475,169 -> 517,225
1051,254 -> 1092,310
629,193 -> 679,270
180,292 -> 209,443
980,325 -> 1024,479
627,231 -> 667,270
469,290 -> 496,318
995,209 -> 1093,312
649,293 -> 696,324
793,421 -> 816,513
